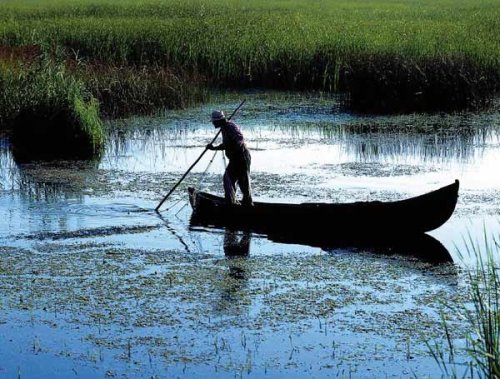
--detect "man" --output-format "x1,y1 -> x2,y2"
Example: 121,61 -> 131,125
207,110 -> 253,206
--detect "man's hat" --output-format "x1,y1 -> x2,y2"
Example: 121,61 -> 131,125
211,110 -> 226,122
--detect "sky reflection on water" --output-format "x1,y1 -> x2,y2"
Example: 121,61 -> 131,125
1,95 -> 499,378
1,95 -> 500,262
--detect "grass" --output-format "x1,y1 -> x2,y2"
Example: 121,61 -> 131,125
80,63 -> 207,118
0,0 -> 499,158
0,58 -> 105,161
428,233 -> 500,378
0,50 -> 206,160
0,0 -> 498,112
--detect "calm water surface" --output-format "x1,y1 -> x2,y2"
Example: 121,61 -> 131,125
0,94 -> 499,378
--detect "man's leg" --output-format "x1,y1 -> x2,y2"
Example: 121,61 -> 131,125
238,151 -> 253,206
223,163 -> 238,204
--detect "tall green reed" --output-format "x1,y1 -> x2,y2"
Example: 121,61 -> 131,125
0,57 -> 105,160
428,232 -> 500,378
0,0 -> 498,112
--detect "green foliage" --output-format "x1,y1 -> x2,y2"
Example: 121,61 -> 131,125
0,0 -> 499,112
460,237 -> 500,378
73,93 -> 105,149
80,65 -> 207,117
0,60 -> 105,159
0,0 -> 498,70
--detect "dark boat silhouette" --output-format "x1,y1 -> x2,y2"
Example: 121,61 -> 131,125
188,180 -> 459,237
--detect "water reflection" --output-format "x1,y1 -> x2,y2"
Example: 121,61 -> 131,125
191,219 -> 452,264
15,161 -> 97,203
343,127 -> 484,162
1,100 -> 499,198
213,229 -> 252,315
0,136 -> 17,191
0,95 -> 499,263
274,116 -> 497,163
98,103 -> 500,176
267,231 -> 453,264
223,229 -> 251,258
0,134 -> 98,202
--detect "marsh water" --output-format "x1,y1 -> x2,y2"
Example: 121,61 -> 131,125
1,93 -> 499,378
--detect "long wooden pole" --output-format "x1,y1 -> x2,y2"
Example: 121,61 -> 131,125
155,99 -> 246,212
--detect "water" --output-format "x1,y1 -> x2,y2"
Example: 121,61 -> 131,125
0,93 -> 499,378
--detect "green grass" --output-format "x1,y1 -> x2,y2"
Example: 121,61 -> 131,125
456,235 -> 500,378
79,64 -> 207,117
0,60 -> 106,160
1,0 -> 499,111
0,0 -> 499,154
1,1 -> 498,68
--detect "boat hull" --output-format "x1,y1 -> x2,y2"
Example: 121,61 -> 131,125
188,180 -> 459,237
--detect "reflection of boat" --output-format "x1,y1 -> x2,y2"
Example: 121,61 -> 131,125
224,229 -> 251,257
267,231 -> 453,263
189,222 -> 453,263
188,180 -> 459,236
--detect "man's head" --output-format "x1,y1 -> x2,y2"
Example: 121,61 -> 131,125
211,110 -> 226,128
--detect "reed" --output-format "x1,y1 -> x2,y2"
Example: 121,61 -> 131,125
428,234 -> 500,378
0,58 -> 105,161
78,64 -> 207,118
460,236 -> 500,378
0,0 -> 499,115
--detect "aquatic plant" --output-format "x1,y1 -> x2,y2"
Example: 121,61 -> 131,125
0,59 -> 105,161
80,64 -> 207,117
0,0 -> 498,113
428,234 -> 500,378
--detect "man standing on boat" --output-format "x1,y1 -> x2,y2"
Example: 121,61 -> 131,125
206,110 -> 253,206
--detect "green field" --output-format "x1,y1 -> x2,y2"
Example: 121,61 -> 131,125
0,0 -> 499,157
1,0 -> 498,63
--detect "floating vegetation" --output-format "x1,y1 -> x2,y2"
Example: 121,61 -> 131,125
0,95 -> 499,377
19,224 -> 161,241
0,241 -> 463,377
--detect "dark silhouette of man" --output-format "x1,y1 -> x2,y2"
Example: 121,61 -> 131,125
207,110 -> 253,206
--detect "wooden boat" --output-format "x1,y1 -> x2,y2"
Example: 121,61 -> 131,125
188,180 -> 459,237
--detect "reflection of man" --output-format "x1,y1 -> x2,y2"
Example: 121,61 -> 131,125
213,229 -> 252,314
223,229 -> 251,258
207,110 -> 253,206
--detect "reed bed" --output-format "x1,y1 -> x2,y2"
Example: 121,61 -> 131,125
79,64 -> 207,118
0,0 -> 499,159
1,0 -> 498,113
0,58 -> 105,160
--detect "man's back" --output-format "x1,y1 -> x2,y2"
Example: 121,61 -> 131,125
221,121 -> 246,160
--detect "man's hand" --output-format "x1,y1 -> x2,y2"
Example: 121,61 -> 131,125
206,143 -> 214,150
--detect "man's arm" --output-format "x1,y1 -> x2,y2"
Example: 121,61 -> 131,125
207,143 -> 225,151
